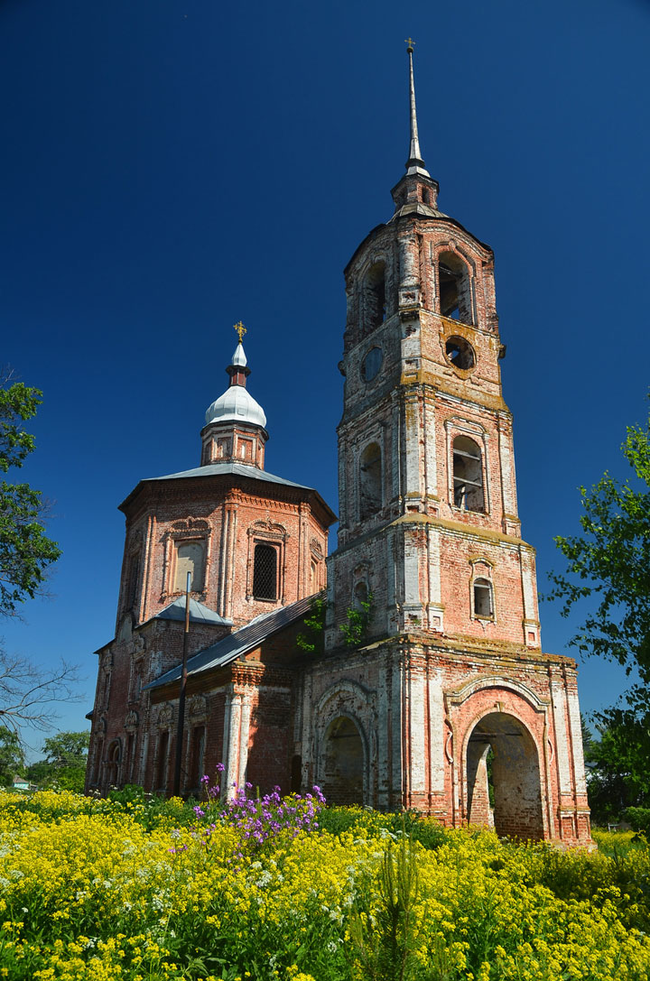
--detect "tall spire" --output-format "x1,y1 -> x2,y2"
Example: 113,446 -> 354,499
404,39 -> 430,178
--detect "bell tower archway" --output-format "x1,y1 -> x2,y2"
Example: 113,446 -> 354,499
466,712 -> 544,840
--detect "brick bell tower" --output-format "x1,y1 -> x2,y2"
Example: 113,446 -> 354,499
307,43 -> 592,846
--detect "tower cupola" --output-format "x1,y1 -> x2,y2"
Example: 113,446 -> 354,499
201,324 -> 269,468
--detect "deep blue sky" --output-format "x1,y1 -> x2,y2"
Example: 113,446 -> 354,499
2,0 -> 649,754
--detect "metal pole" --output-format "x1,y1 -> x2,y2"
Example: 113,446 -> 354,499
173,571 -> 191,797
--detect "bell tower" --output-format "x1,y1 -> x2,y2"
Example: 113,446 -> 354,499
328,40 -> 538,649
311,43 -> 592,846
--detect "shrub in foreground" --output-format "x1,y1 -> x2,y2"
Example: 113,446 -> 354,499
0,788 -> 648,980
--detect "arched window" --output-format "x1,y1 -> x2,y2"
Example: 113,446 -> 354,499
364,262 -> 387,330
175,541 -> 205,592
353,580 -> 369,609
473,578 -> 494,618
453,436 -> 485,512
359,442 -> 382,520
253,543 -> 278,601
107,739 -> 121,788
438,251 -> 473,324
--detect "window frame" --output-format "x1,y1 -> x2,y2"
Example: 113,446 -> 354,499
173,539 -> 206,594
252,541 -> 280,602
246,521 -> 288,604
446,422 -> 490,516
472,577 -> 495,620
162,521 -> 211,599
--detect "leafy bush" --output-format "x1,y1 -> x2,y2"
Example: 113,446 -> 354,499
625,806 -> 650,832
0,791 -> 650,979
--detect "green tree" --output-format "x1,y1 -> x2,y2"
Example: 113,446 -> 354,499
582,709 -> 650,823
0,376 -> 62,617
0,725 -> 25,786
548,408 -> 650,688
27,730 -> 89,792
0,374 -> 77,733
550,408 -> 650,816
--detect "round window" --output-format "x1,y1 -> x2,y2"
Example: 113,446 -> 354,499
445,336 -> 475,371
361,346 -> 383,382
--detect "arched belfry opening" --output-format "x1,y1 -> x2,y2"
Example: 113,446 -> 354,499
452,435 -> 485,512
321,716 -> 364,805
438,251 -> 473,324
364,261 -> 387,330
466,712 -> 544,840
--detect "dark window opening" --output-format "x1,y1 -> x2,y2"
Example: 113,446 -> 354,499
365,262 -> 387,330
453,436 -> 485,512
126,553 -> 140,610
445,335 -> 475,370
253,543 -> 278,600
107,739 -> 121,788
93,739 -> 104,786
156,731 -> 169,792
359,442 -> 382,521
439,251 -> 473,324
354,580 -> 369,609
290,754 -> 302,793
474,578 -> 493,618
190,726 -> 206,788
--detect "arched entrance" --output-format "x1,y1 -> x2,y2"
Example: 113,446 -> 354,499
321,716 -> 364,805
466,712 -> 544,840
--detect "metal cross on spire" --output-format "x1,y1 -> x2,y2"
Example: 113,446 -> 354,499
234,321 -> 247,344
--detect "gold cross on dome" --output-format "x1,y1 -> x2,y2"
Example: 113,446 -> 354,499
234,321 -> 247,343
405,37 -> 416,50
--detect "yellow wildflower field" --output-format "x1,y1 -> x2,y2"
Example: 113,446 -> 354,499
0,790 -> 648,980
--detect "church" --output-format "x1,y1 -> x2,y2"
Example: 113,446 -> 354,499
86,45 -> 592,847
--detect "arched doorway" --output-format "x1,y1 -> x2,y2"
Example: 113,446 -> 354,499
466,712 -> 544,840
321,716 -> 364,805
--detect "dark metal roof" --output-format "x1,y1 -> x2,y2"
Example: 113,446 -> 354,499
143,462 -> 312,490
147,592 -> 318,690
